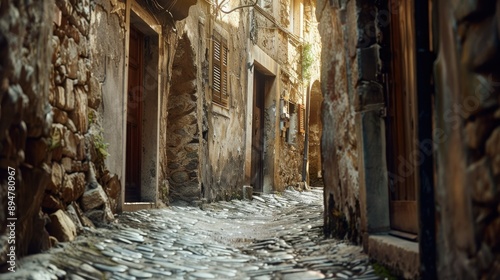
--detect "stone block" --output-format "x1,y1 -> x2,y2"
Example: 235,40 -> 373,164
63,78 -> 75,111
66,203 -> 83,232
243,185 -> 253,200
70,86 -> 88,132
62,129 -> 78,158
105,174 -> 121,200
88,76 -> 102,109
464,116 -> 495,150
41,194 -> 64,211
61,157 -> 72,172
468,158 -> 496,204
55,86 -> 66,110
53,107 -> 68,125
76,133 -> 86,161
85,210 -> 105,224
81,185 -> 108,211
63,38 -> 79,80
76,59 -> 88,85
47,210 -> 77,242
486,127 -> 500,176
72,202 -> 95,228
47,162 -> 64,194
172,171 -> 189,183
61,172 -> 86,203
66,118 -> 77,133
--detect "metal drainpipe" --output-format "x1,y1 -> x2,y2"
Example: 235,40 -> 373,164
302,82 -> 311,184
414,0 -> 437,278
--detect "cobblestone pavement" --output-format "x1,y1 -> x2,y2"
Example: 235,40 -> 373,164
3,188 -> 382,280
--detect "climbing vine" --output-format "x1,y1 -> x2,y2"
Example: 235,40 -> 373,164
302,43 -> 314,81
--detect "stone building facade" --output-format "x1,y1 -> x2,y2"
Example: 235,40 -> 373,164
0,0 -> 320,268
167,0 -> 322,202
318,0 -> 500,278
0,0 -> 197,269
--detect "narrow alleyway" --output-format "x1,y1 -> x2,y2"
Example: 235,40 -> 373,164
3,188 -> 381,280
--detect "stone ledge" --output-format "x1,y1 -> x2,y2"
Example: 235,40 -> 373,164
368,234 -> 419,279
122,202 -> 156,212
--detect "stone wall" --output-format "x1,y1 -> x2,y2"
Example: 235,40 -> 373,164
48,0 -> 119,232
434,1 -> 500,278
166,34 -> 200,203
0,0 -> 54,266
0,0 -> 124,269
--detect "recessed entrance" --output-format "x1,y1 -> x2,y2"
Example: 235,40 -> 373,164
308,81 -> 323,187
251,70 -> 267,192
125,13 -> 159,203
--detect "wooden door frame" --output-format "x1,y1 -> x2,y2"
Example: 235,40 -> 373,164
121,1 -> 162,208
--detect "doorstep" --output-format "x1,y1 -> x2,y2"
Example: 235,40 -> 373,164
122,202 -> 156,211
368,234 -> 420,279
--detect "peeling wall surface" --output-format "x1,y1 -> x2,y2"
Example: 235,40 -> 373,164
316,0 -> 362,242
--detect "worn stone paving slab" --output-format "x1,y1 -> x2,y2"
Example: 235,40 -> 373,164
1,188 -> 382,279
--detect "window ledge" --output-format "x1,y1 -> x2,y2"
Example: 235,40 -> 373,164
212,103 -> 230,119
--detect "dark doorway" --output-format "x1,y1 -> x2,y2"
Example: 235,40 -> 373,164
125,26 -> 144,202
251,71 -> 266,192
385,0 -> 418,235
308,81 -> 323,187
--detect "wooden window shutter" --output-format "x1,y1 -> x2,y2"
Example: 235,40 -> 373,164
212,33 -> 229,107
298,104 -> 305,133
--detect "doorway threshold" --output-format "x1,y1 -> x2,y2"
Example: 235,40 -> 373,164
123,202 -> 156,212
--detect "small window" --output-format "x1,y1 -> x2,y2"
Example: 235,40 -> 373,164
212,32 -> 229,107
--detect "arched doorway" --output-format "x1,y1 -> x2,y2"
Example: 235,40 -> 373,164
308,81 -> 323,187
166,34 -> 200,203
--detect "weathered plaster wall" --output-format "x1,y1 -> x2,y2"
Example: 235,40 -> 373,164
251,0 -> 321,192
91,1 -> 126,203
204,5 -> 249,201
317,0 -> 361,242
434,1 -> 500,278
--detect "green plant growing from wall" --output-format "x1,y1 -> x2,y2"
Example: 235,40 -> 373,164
49,128 -> 62,151
88,110 -> 95,125
302,43 -> 314,81
94,132 -> 109,161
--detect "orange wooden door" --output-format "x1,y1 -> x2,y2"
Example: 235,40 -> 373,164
125,26 -> 143,202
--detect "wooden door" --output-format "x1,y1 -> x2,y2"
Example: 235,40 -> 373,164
386,0 -> 418,236
251,71 -> 265,192
125,26 -> 143,202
